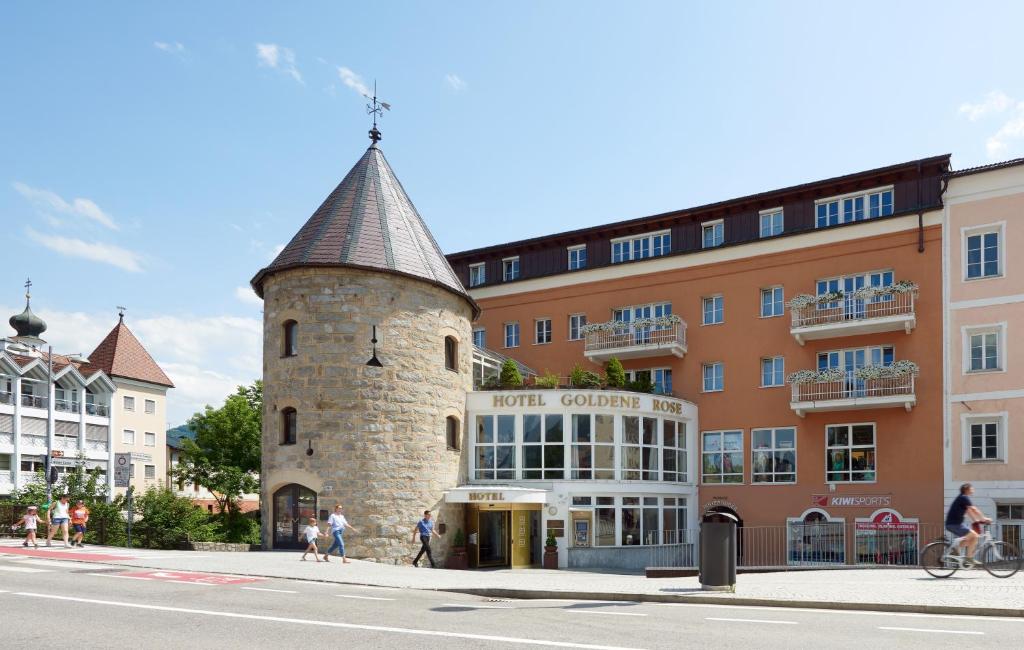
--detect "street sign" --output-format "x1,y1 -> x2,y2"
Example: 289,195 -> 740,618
48,458 -> 79,468
129,452 -> 152,462
114,452 -> 131,488
50,450 -> 65,458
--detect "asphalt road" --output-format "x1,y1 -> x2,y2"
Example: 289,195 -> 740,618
1,555 -> 1022,649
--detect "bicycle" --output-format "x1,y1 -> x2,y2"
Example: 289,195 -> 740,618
920,523 -> 1022,578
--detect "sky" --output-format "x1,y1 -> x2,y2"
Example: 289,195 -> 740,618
2,1 -> 1024,426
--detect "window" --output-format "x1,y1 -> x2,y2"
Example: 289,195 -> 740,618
966,417 -> 1005,462
122,429 -> 135,445
535,319 -> 552,345
568,245 -> 587,270
570,414 -> 614,479
621,416 -> 658,480
523,414 -> 564,479
702,220 -> 724,248
144,464 -> 156,480
283,320 -> 298,357
144,399 -> 156,415
826,424 -> 876,482
761,356 -> 785,387
472,329 -> 485,348
965,229 -> 1001,279
761,287 -> 784,317
759,209 -> 783,238
625,368 -> 673,395
129,463 -> 135,479
504,322 -> 520,348
816,188 -> 893,227
702,295 -> 724,325
752,427 -> 796,483
475,415 -> 514,479
569,314 -> 587,341
997,504 -> 1024,520
144,432 -> 156,447
469,263 -> 486,287
444,336 -> 458,371
702,362 -> 723,392
611,230 -> 671,264
662,420 -> 688,483
816,270 -> 894,316
0,454 -> 10,471
281,408 -> 297,445
702,430 -> 743,483
579,496 -> 688,546
968,329 -> 1001,372
502,257 -> 520,282
123,396 -> 135,411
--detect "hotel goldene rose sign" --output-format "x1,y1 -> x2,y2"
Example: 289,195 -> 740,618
489,391 -> 683,415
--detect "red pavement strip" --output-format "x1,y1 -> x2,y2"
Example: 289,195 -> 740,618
0,547 -> 134,562
116,570 -> 264,585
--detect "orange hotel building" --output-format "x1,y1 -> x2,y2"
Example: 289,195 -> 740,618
448,155 -> 949,565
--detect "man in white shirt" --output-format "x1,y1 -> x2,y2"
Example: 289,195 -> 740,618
324,504 -> 359,563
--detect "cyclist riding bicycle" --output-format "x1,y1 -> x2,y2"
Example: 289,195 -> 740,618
945,482 -> 991,566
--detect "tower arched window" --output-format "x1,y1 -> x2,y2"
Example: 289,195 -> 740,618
281,408 -> 297,445
444,336 -> 458,372
283,320 -> 298,357
446,416 -> 460,450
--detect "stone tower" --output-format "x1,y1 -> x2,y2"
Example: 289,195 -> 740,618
251,131 -> 478,563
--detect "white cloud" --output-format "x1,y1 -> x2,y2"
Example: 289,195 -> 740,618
445,73 -> 466,91
235,286 -> 263,306
959,92 -> 1024,160
153,41 -> 186,58
337,66 -> 370,97
256,43 -> 302,84
26,228 -> 144,272
13,182 -> 119,230
269,243 -> 285,260
959,91 -> 1012,121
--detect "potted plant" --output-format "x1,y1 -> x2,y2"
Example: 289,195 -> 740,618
447,528 -> 468,570
543,529 -> 559,569
499,359 -> 524,389
604,357 -> 626,389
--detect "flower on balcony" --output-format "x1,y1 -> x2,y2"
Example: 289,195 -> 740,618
787,367 -> 847,384
853,360 -> 919,380
788,291 -> 844,309
849,280 -> 919,301
580,314 -> 681,335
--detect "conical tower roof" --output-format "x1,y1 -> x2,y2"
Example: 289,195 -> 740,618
84,315 -> 174,388
251,142 -> 478,317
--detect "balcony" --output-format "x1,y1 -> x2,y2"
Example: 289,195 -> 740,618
0,391 -> 12,406
790,365 -> 917,417
85,402 -> 109,417
583,316 -> 687,363
21,394 -> 47,409
789,284 -> 917,346
0,431 -> 12,447
54,399 -> 81,414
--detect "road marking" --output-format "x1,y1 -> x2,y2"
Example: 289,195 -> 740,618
0,566 -> 51,573
653,602 -> 1024,623
566,611 -> 647,617
241,587 -> 299,594
335,594 -> 396,601
7,592 -> 646,650
16,559 -> 95,569
87,573 -> 153,581
440,603 -> 512,609
705,617 -> 797,625
878,627 -> 984,636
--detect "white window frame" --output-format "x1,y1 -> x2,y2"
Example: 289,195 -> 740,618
504,322 -> 520,349
122,429 -> 136,445
144,464 -> 156,480
567,245 -> 587,271
825,422 -> 877,484
702,295 -> 724,325
759,208 -> 784,238
502,256 -> 520,282
960,412 -> 1009,464
962,222 -> 1005,281
144,432 -> 156,447
702,362 -> 724,392
760,286 -> 784,318
468,263 -> 486,287
701,430 -> 744,484
610,230 -> 671,264
472,328 -> 486,349
123,396 -> 135,411
534,318 -> 552,345
701,220 -> 724,249
568,314 -> 587,341
761,356 -> 785,387
962,323 -> 1006,374
814,186 -> 894,228
144,399 -> 156,415
751,426 -> 797,484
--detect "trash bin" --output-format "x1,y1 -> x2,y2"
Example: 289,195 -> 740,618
699,511 -> 737,592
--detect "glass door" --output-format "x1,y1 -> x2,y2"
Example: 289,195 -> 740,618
843,275 -> 866,320
632,305 -> 652,344
478,510 -> 510,567
273,484 -> 317,550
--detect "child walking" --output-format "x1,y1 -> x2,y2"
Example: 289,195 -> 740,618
14,505 -> 41,548
301,517 -> 326,561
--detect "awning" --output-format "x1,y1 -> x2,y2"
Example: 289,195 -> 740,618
444,486 -> 549,504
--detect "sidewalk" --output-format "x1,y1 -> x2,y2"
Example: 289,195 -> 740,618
11,542 -> 1023,617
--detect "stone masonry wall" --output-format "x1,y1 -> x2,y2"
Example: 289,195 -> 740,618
261,267 -> 472,564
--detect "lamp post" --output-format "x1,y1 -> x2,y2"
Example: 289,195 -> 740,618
366,325 -> 383,367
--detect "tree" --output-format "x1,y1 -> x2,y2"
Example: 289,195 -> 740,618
499,359 -> 523,388
174,381 -> 261,517
604,357 -> 626,388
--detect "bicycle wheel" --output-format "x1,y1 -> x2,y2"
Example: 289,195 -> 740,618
920,541 -> 957,578
980,541 -> 1022,578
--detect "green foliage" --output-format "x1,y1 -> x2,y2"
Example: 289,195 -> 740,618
604,357 -> 626,388
627,377 -> 656,393
453,528 -> 466,547
569,363 -> 602,389
214,511 -> 261,545
499,359 -> 524,388
131,488 -> 218,549
534,370 -> 560,389
480,375 -> 501,390
10,453 -> 108,509
545,530 -> 557,548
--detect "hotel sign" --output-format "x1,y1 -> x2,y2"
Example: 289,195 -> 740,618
468,492 -> 505,502
812,494 -> 891,508
489,391 -> 683,415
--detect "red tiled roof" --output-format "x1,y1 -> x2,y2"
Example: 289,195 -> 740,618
86,319 -> 174,388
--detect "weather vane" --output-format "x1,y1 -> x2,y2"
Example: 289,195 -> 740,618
117,305 -> 127,322
24,277 -> 32,299
363,80 -> 391,143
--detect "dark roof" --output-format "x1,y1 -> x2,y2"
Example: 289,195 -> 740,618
251,142 -> 479,317
949,157 -> 1024,178
166,426 -> 196,449
447,154 -> 951,260
85,318 -> 174,388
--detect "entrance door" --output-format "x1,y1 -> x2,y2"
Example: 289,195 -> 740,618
273,484 -> 317,550
478,510 -> 510,567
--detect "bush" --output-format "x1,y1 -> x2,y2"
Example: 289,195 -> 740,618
499,359 -> 524,388
215,511 -> 261,545
534,370 -> 560,389
627,377 -> 656,393
604,357 -> 626,388
132,488 -> 219,549
570,364 -> 602,389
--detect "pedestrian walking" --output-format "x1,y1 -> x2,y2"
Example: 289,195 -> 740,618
46,494 -> 71,548
323,505 -> 359,563
301,517 -> 326,562
69,500 -> 90,548
412,509 -> 442,568
13,505 -> 41,548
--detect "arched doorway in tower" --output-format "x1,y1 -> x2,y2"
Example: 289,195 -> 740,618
273,484 -> 317,549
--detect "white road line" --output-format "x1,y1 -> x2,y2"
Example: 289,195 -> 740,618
165,580 -> 216,586
16,559 -> 95,569
440,603 -> 512,609
878,627 -> 984,636
566,611 -> 647,617
653,602 -> 1024,623
705,617 -> 797,625
87,574 -> 153,581
0,566 -> 51,573
9,592 -> 645,650
335,594 -> 396,601
241,587 -> 299,594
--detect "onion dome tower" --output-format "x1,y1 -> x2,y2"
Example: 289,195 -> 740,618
9,279 -> 48,349
251,124 -> 477,560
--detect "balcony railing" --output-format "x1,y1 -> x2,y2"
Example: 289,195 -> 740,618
85,403 -> 109,417
0,470 -> 11,486
21,434 -> 46,448
54,435 -> 80,451
584,319 -> 687,362
790,290 -> 916,345
86,439 -> 109,453
0,431 -> 12,447
0,391 -> 12,406
55,399 -> 81,413
21,394 -> 47,409
790,374 -> 916,417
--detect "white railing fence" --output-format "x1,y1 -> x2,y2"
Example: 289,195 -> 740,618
585,322 -> 687,353
791,291 -> 916,329
792,374 -> 915,403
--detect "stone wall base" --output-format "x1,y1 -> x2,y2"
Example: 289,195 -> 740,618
183,541 -> 260,552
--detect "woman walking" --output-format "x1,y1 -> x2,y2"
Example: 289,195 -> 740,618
46,494 -> 71,548
323,504 -> 359,563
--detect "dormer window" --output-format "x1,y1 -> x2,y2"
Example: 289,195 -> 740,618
611,231 -> 670,264
469,263 -> 486,287
502,257 -> 520,282
815,187 -> 893,228
283,320 -> 298,357
702,220 -> 724,249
